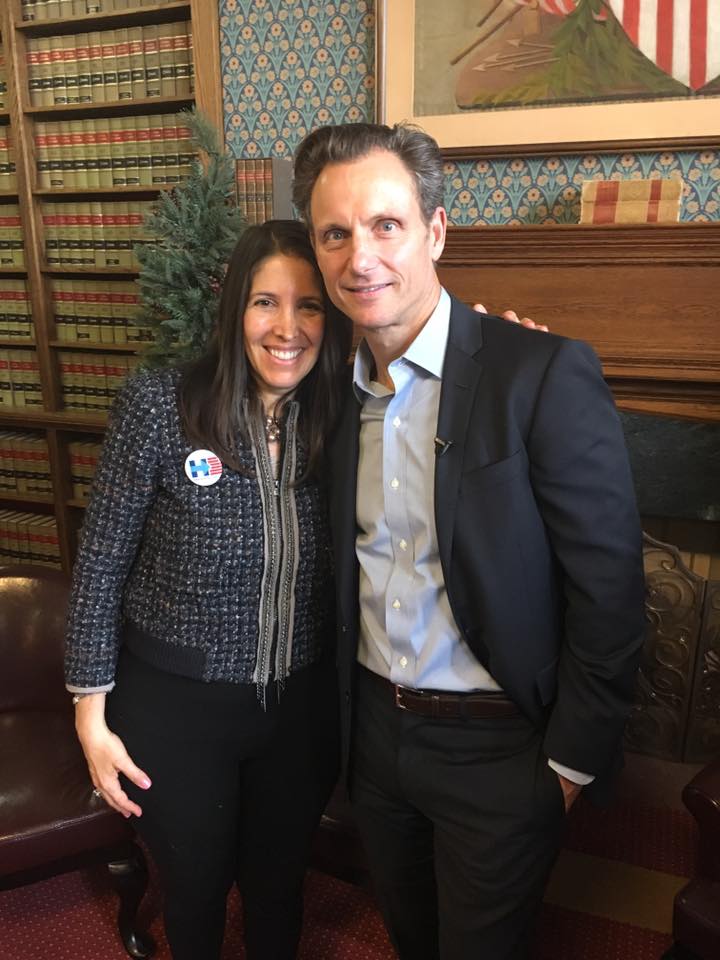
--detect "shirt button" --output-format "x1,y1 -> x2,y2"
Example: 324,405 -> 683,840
392,416 -> 401,428
392,598 -> 401,610
390,478 -> 399,489
399,539 -> 408,551
399,656 -> 408,668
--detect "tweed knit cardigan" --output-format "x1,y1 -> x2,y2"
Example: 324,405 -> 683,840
65,368 -> 335,693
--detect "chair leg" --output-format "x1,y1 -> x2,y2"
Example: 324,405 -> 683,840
107,843 -> 155,959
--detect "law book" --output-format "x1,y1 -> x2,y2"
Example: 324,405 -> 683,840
13,434 -> 31,493
62,34 -> 80,106
176,112 -> 194,182
46,120 -> 65,189
143,24 -> 161,98
0,351 -> 14,407
36,37 -> 55,107
0,433 -> 15,492
235,160 -> 248,220
21,1 -> 37,22
109,115 -> 127,187
127,201 -> 145,269
24,351 -> 43,408
47,35 -> 66,106
25,38 -> 42,107
77,206 -> 94,266
59,351 -> 84,409
149,113 -> 166,184
41,203 -> 57,266
135,113 -> 153,186
52,278 -> 77,342
87,32 -> 105,104
95,118 -> 113,189
56,123 -> 74,189
100,204 -> 120,268
83,118 -> 101,189
46,0 -> 61,18
97,284 -> 115,344
35,121 -> 51,190
123,115 -> 140,186
64,202 -> 83,266
116,28 -> 133,100
115,202 -> 132,269
89,200 -> 105,268
76,31 -> 93,104
128,26 -> 146,101
58,0 -> 75,16
163,114 -> 180,184
37,515 -> 61,568
173,21 -> 193,97
8,351 -> 26,408
68,118 -> 88,189
101,30 -> 119,103
158,22 -> 176,98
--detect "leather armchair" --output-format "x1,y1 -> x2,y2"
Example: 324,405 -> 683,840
664,758 -> 720,960
0,565 -> 153,959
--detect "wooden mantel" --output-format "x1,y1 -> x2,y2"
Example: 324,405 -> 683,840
438,222 -> 720,422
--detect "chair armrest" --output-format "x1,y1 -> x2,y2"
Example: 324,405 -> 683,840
683,758 -> 720,881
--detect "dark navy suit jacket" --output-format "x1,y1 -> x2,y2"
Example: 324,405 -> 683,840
328,296 -> 646,801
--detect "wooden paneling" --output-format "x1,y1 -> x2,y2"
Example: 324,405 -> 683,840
438,223 -> 720,421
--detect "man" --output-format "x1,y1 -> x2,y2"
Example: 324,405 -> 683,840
292,123 -> 645,960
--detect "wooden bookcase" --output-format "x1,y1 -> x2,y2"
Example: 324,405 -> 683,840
0,0 -> 222,571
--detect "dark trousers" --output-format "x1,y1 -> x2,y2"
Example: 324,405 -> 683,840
107,650 -> 339,960
349,667 -> 566,960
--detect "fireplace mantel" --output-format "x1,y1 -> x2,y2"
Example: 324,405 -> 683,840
439,222 -> 720,422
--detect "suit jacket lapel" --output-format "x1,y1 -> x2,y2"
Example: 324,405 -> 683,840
329,389 -> 361,633
435,299 -> 485,577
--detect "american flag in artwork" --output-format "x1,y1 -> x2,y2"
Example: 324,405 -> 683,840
607,0 -> 720,90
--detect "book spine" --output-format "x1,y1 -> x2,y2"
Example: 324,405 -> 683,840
158,22 -> 176,98
101,29 -> 119,104
143,25 -> 161,99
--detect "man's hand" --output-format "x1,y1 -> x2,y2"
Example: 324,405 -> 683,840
556,773 -> 583,812
473,303 -> 548,332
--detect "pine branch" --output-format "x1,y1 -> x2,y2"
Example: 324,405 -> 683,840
133,108 -> 246,368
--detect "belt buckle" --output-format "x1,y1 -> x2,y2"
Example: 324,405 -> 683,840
394,684 -> 408,710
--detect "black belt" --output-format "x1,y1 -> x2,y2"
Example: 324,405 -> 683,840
361,667 -> 520,719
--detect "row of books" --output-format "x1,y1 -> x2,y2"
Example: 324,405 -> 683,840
0,280 -> 33,341
21,0 -> 179,20
0,511 -> 61,569
0,431 -> 52,497
0,205 -> 25,268
0,350 -> 42,409
0,129 -> 18,192
235,158 -> 294,225
68,439 -> 102,502
59,350 -> 140,411
27,22 -> 194,107
52,278 -> 153,344
36,113 -> 195,190
42,199 -> 154,268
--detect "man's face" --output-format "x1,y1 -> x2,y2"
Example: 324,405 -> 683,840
309,149 -> 446,345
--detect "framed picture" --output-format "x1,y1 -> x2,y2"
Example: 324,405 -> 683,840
376,0 -> 720,152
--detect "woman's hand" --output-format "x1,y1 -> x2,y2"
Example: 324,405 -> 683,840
473,303 -> 549,332
74,693 -> 152,818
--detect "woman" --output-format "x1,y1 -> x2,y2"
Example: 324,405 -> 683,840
65,220 -> 352,960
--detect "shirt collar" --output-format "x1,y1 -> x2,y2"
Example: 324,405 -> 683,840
352,288 -> 451,398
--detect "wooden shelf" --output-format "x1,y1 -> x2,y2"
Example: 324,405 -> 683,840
0,408 -> 107,430
24,94 -> 195,120
0,490 -> 54,506
15,2 -> 192,36
0,0 -> 222,571
49,339 -> 149,352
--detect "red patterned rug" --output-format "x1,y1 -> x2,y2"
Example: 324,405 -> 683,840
0,795 -> 693,959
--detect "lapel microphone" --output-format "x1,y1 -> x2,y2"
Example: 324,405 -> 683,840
434,437 -> 453,457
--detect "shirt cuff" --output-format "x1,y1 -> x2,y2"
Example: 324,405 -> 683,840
548,759 -> 595,786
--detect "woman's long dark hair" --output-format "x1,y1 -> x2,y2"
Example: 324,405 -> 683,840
179,220 -> 351,480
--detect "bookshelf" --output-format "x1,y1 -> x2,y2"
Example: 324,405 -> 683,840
0,0 -> 222,571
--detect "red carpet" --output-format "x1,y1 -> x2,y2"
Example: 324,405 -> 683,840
0,796 -> 694,958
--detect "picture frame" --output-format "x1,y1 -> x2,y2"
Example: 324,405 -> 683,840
375,0 -> 720,155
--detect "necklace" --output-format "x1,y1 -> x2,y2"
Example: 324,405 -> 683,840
264,414 -> 281,443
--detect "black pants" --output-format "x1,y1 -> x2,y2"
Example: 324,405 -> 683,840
349,667 -> 566,960
107,650 -> 340,960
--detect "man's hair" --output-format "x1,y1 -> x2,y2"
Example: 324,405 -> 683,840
292,122 -> 445,226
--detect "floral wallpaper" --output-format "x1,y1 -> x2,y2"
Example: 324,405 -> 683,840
218,1 -> 719,224
444,149 -> 720,225
220,0 -> 373,158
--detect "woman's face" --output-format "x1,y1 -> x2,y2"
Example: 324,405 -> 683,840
243,253 -> 326,410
